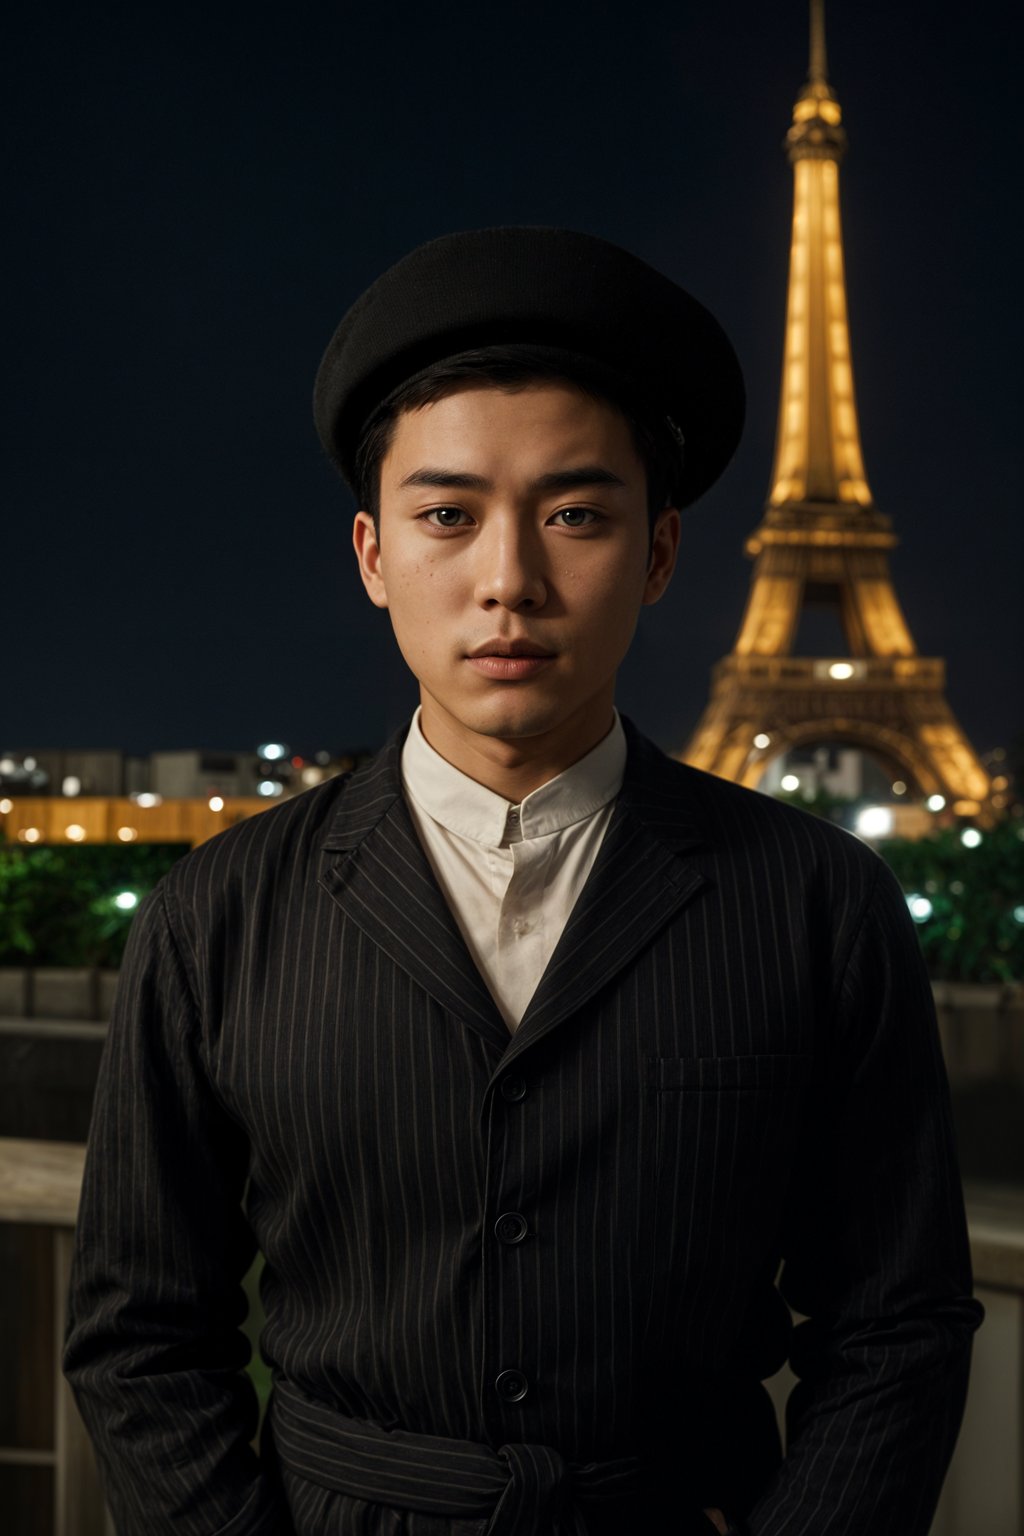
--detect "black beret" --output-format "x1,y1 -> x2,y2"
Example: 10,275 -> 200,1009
313,225 -> 745,509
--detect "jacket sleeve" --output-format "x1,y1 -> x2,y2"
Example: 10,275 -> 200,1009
743,855 -> 985,1536
61,878 -> 292,1535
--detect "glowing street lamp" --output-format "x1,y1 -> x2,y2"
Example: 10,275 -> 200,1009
856,806 -> 893,838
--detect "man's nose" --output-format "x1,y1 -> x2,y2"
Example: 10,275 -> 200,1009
473,520 -> 547,611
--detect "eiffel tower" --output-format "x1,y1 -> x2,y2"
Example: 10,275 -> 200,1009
682,0 -> 993,823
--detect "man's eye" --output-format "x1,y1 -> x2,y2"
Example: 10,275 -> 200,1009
422,507 -> 471,528
551,506 -> 600,527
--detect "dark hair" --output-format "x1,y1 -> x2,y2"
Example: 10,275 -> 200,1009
353,345 -> 679,545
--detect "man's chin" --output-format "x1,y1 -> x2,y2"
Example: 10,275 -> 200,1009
427,692 -> 570,746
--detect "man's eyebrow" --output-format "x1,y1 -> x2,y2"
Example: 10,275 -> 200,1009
395,465 -> 628,492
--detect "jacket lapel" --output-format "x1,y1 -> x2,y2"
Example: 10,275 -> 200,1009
318,726 -> 511,1052
504,720 -> 710,1061
318,716 -> 712,1061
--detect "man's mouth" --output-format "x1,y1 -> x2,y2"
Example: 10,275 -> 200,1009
465,639 -> 556,680
467,639 -> 555,659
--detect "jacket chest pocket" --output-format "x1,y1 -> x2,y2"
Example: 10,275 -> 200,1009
640,1052 -> 813,1302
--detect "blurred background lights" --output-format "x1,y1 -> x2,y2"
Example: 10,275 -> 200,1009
780,773 -> 800,791
134,792 -> 162,808
61,775 -> 82,796
753,733 -> 771,749
208,795 -> 224,812
828,662 -> 855,679
927,794 -> 946,811
0,798 -> 12,814
116,826 -> 138,842
892,781 -> 907,795
1014,906 -> 1024,925
257,742 -> 288,761
114,891 -> 139,911
0,758 -> 15,774
257,780 -> 284,797
64,824 -> 86,842
856,806 -> 893,838
907,894 -> 934,923
19,827 -> 42,843
961,828 -> 983,848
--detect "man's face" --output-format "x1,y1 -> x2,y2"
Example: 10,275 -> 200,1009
352,381 -> 680,763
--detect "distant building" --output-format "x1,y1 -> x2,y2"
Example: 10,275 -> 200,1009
149,750 -> 261,799
0,744 -> 366,805
757,744 -> 893,802
0,749 -> 126,797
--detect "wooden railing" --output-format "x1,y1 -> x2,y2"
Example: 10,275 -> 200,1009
0,1137 -> 111,1536
3,1134 -> 1022,1536
2,978 -> 1022,1534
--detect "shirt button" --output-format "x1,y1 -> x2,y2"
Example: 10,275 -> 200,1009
507,807 -> 520,822
494,1212 -> 529,1245
494,1369 -> 529,1402
511,917 -> 532,936
500,1074 -> 527,1102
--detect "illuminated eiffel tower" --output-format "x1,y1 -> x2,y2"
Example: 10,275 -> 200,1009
682,0 -> 992,821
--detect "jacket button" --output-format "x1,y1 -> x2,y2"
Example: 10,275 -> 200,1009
494,1212 -> 529,1245
494,1369 -> 529,1402
500,1074 -> 527,1102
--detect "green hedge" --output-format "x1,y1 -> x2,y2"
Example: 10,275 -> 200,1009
0,843 -> 189,967
877,820 -> 1024,983
1,818 -> 1022,982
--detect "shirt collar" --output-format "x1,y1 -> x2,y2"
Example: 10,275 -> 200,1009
400,706 -> 626,847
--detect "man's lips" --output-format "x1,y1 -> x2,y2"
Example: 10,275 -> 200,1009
466,640 -> 554,659
465,640 -> 556,680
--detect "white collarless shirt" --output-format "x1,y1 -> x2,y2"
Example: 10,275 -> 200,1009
400,707 -> 627,1033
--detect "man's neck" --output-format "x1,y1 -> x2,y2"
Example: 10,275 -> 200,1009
417,697 -> 618,803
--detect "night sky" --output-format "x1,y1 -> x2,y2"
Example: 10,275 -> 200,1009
7,1 -> 1021,764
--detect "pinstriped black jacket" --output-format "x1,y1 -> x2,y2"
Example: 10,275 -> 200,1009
61,716 -> 983,1536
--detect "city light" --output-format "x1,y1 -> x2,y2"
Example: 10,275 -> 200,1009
828,662 -> 855,680
856,806 -> 893,838
209,796 -> 224,812
0,798 -> 11,814
1014,906 -> 1024,926
753,733 -> 771,749
257,780 -> 284,797
961,828 -> 983,848
133,793 -> 163,808
116,826 -> 138,842
65,825 -> 86,841
114,892 -> 139,911
0,758 -> 15,773
892,781 -> 907,795
62,775 -> 82,796
927,794 -> 946,811
781,774 -> 800,791
906,894 -> 933,923
19,828 -> 42,843
257,742 -> 289,761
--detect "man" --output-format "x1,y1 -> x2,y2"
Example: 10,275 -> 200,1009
63,227 -> 983,1536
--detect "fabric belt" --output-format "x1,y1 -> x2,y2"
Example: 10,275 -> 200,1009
269,1374 -> 677,1535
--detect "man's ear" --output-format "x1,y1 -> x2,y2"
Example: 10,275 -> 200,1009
352,510 -> 389,610
642,506 -> 681,605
